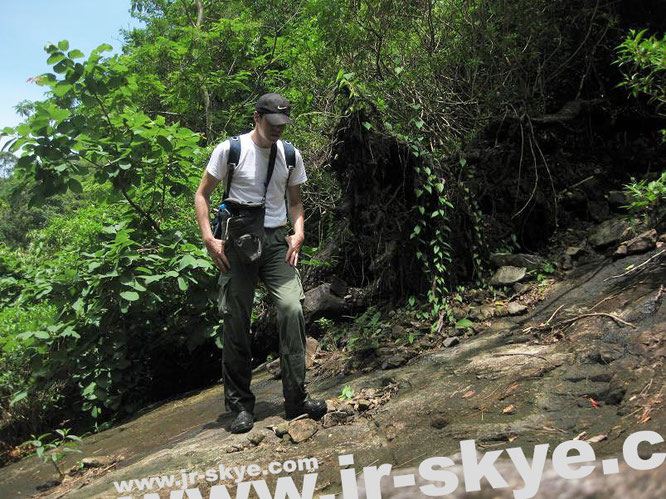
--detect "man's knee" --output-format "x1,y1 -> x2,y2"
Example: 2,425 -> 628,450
275,297 -> 303,319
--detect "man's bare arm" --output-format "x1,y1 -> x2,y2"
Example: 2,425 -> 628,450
285,185 -> 305,267
195,171 -> 230,271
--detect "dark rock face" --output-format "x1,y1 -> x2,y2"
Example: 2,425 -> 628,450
303,283 -> 349,322
589,219 -> 631,249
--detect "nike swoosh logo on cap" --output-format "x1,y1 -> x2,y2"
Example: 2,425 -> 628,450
277,105 -> 288,110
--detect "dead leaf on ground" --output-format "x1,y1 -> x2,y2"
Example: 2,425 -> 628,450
588,434 -> 607,443
589,397 -> 600,409
574,431 -> 587,440
462,390 -> 475,399
502,404 -> 516,415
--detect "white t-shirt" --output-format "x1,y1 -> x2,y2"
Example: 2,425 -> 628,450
206,133 -> 307,228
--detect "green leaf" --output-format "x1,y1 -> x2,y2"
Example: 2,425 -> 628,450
156,135 -> 172,151
53,60 -> 68,74
120,291 -> 139,302
10,391 -> 28,405
177,277 -> 189,291
455,319 -> 474,329
68,178 -> 83,193
96,43 -> 113,53
58,40 -> 70,51
53,83 -> 74,98
68,49 -> 84,59
47,52 -> 65,65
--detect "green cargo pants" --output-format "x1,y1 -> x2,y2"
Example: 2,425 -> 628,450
217,226 -> 306,414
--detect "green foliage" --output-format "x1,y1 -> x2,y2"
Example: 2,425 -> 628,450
25,428 -> 82,479
338,384 -> 355,401
347,306 -> 385,351
624,171 -> 666,211
616,29 -> 666,141
616,30 -> 665,105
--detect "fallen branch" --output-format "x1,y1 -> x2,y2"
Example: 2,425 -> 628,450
604,249 -> 666,281
557,313 -> 636,328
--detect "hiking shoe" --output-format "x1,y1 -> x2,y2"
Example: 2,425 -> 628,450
285,398 -> 327,420
230,411 -> 254,434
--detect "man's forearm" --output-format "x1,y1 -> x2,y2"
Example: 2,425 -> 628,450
195,191 -> 215,242
289,201 -> 305,238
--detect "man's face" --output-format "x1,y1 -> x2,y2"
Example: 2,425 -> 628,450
255,112 -> 285,144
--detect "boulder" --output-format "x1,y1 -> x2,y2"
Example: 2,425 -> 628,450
589,219 -> 630,249
303,283 -> 348,322
329,276 -> 349,297
489,253 -> 544,270
490,266 -> 527,285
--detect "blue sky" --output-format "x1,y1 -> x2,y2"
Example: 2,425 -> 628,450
0,1 -> 143,134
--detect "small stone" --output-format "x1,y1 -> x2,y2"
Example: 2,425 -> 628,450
247,432 -> 266,446
469,305 -> 495,320
287,419 -> 318,443
490,266 -> 527,285
224,444 -> 242,453
282,434 -> 293,444
443,337 -> 460,348
565,246 -> 584,257
325,400 -> 337,413
339,404 -> 355,416
356,399 -> 371,411
622,229 -> 658,255
506,303 -> 528,316
322,411 -> 350,428
513,282 -> 531,294
80,456 -> 115,468
381,354 -> 407,370
274,422 -> 290,437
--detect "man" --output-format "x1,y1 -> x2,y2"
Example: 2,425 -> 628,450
194,93 -> 327,434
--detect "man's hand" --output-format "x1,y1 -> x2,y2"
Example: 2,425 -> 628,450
285,233 -> 304,267
205,236 -> 231,272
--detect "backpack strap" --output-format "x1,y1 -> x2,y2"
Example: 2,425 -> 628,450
263,143 -> 277,202
223,136 -> 241,200
283,140 -> 296,185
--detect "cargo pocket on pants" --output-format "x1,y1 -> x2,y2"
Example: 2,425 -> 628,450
217,272 -> 232,315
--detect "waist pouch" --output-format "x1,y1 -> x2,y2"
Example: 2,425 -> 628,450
224,199 -> 265,263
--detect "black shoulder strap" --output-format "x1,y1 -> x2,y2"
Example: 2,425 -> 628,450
223,136 -> 241,200
264,143 -> 277,202
283,140 -> 296,185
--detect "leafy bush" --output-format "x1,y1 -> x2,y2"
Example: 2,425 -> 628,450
616,29 -> 666,140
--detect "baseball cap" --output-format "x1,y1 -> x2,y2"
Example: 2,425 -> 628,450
255,93 -> 292,125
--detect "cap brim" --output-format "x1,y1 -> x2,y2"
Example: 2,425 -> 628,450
265,113 -> 291,125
